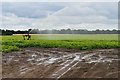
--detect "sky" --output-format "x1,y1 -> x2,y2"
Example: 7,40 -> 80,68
1,1 -> 118,30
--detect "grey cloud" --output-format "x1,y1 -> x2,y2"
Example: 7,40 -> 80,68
2,2 -> 65,19
1,2 -> 118,30
50,2 -> 118,25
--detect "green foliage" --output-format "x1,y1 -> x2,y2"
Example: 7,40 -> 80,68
1,34 -> 119,53
2,45 -> 19,53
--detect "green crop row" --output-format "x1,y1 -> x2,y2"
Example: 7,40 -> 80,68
2,45 -> 19,53
1,40 -> 120,53
1,35 -> 120,53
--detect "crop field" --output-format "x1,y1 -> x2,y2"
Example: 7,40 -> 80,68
1,34 -> 120,78
1,34 -> 120,53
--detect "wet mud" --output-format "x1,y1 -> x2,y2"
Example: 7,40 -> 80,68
2,48 -> 120,78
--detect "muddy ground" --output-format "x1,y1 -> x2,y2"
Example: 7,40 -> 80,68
2,48 -> 120,79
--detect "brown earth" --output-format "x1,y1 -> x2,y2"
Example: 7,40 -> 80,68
2,48 -> 120,79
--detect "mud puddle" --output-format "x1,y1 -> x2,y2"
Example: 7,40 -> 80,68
2,48 -> 120,78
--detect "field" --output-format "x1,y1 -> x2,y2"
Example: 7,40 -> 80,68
1,34 -> 120,53
1,34 -> 120,78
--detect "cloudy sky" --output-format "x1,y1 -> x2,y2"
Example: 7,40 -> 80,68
1,2 -> 118,30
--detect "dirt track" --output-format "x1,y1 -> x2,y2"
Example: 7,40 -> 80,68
2,48 -> 120,78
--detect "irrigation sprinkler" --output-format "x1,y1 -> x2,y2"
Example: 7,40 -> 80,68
23,29 -> 32,40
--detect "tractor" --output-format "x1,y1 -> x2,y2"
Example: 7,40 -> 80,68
23,29 -> 32,40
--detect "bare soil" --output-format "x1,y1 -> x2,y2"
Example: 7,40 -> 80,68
2,48 -> 120,79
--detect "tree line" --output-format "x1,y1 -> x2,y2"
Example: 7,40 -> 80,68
0,29 -> 119,35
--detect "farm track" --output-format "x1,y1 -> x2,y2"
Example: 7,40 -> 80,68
2,48 -> 120,78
